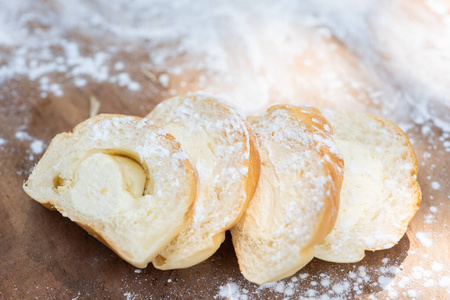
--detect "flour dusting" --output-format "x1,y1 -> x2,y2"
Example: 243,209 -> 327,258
1,0 -> 449,299
415,232 -> 433,248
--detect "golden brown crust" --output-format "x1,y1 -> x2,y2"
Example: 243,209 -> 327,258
231,104 -> 343,284
274,105 -> 344,246
227,117 -> 261,229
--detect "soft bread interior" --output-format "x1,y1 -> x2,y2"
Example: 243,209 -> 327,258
146,94 -> 260,270
71,153 -> 146,218
314,111 -> 421,263
231,105 -> 343,284
23,114 -> 197,268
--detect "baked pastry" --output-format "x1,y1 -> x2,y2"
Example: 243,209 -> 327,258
23,114 -> 197,268
230,104 -> 344,284
314,111 -> 422,262
146,93 -> 260,269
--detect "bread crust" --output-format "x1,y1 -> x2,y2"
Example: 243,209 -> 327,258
231,104 -> 343,284
229,116 -> 261,229
314,111 -> 422,262
288,106 -> 344,246
23,114 -> 197,268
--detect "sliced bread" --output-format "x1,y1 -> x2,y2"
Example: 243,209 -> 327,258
146,93 -> 260,269
23,114 -> 197,268
230,105 -> 344,284
314,111 -> 421,262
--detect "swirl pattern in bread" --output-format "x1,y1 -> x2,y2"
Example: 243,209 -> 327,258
23,114 -> 197,268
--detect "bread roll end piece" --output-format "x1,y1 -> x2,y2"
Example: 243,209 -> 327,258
314,111 -> 421,263
23,114 -> 197,268
231,104 -> 344,284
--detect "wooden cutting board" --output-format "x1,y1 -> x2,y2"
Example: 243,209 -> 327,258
1,75 -> 448,299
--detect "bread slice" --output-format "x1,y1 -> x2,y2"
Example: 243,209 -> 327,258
230,105 -> 344,284
23,114 -> 197,268
314,111 -> 421,262
146,93 -> 260,270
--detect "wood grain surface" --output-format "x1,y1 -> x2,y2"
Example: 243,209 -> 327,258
1,1 -> 450,299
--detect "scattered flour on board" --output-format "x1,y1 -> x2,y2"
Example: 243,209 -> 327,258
15,131 -> 33,141
217,282 -> 243,300
213,242 -> 450,299
415,232 -> 433,247
30,140 -> 44,154
158,74 -> 170,88
0,0 -> 448,298
0,0 -> 449,136
431,262 -> 444,272
123,292 -> 137,300
429,206 -> 438,213
439,276 -> 450,288
14,130 -> 46,159
430,181 -> 441,190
